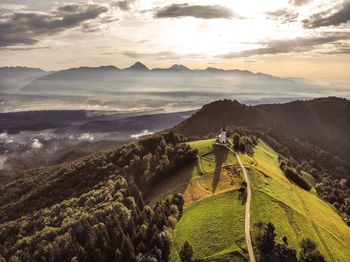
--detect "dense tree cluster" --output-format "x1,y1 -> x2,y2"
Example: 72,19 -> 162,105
0,132 -> 197,261
299,238 -> 325,262
0,175 -> 184,261
231,132 -> 257,155
254,222 -> 324,262
316,177 -> 350,225
279,160 -> 311,191
118,132 -> 198,192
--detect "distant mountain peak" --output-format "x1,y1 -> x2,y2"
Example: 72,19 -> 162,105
168,64 -> 190,71
59,65 -> 119,73
0,66 -> 46,73
126,61 -> 149,71
204,67 -> 224,72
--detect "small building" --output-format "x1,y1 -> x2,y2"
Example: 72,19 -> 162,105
218,125 -> 227,144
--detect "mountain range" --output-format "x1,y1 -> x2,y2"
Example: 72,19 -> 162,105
0,62 -> 304,95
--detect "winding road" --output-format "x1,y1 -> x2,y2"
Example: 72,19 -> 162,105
222,144 -> 256,262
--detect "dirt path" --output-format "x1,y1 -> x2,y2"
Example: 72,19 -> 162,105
235,152 -> 256,262
221,144 -> 256,262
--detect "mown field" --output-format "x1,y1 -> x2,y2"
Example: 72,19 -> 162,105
244,141 -> 350,261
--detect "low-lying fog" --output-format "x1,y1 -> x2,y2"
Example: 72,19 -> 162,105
0,110 -> 193,180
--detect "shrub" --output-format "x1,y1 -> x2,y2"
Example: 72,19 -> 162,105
284,167 -> 311,191
299,238 -> 325,262
179,241 -> 193,262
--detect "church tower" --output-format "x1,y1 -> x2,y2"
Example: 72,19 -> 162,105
219,124 -> 227,144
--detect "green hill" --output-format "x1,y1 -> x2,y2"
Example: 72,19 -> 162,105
159,139 -> 247,261
1,128 -> 349,261
154,137 -> 350,261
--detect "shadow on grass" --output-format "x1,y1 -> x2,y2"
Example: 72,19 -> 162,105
212,145 -> 228,193
145,159 -> 198,204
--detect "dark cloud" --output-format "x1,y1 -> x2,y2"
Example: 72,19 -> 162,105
266,8 -> 298,23
322,42 -> 350,54
0,3 -> 108,47
5,46 -> 51,51
112,0 -> 136,11
289,0 -> 312,6
303,2 -> 350,28
155,3 -> 236,19
136,40 -> 150,44
217,33 -> 350,58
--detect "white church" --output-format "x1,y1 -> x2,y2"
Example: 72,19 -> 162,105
218,125 -> 227,144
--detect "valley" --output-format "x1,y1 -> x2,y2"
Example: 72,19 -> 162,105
1,98 -> 350,261
1,0 -> 350,260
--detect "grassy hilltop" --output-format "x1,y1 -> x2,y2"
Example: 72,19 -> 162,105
155,138 -> 350,261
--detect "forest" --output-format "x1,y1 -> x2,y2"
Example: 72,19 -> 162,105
0,132 -> 197,261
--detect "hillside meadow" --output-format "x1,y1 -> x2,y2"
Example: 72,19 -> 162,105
244,141 -> 350,261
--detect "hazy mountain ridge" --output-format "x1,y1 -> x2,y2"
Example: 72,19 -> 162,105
0,67 -> 48,92
1,63 -> 334,114
20,62 -> 301,93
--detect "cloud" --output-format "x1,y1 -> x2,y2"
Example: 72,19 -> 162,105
0,4 -> 27,12
4,46 -> 51,51
303,2 -> 350,28
112,0 -> 136,11
0,155 -> 7,170
78,133 -> 94,141
0,131 -> 8,140
0,3 -> 108,47
155,3 -> 236,19
321,42 -> 350,54
266,9 -> 298,23
131,129 -> 153,139
121,50 -> 205,60
289,0 -> 312,6
31,138 -> 43,149
217,33 -> 350,58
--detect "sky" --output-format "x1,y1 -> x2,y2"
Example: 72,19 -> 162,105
0,0 -> 349,85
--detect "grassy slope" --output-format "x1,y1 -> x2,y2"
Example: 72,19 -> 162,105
171,191 -> 247,262
168,139 -> 246,261
244,141 -> 350,261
